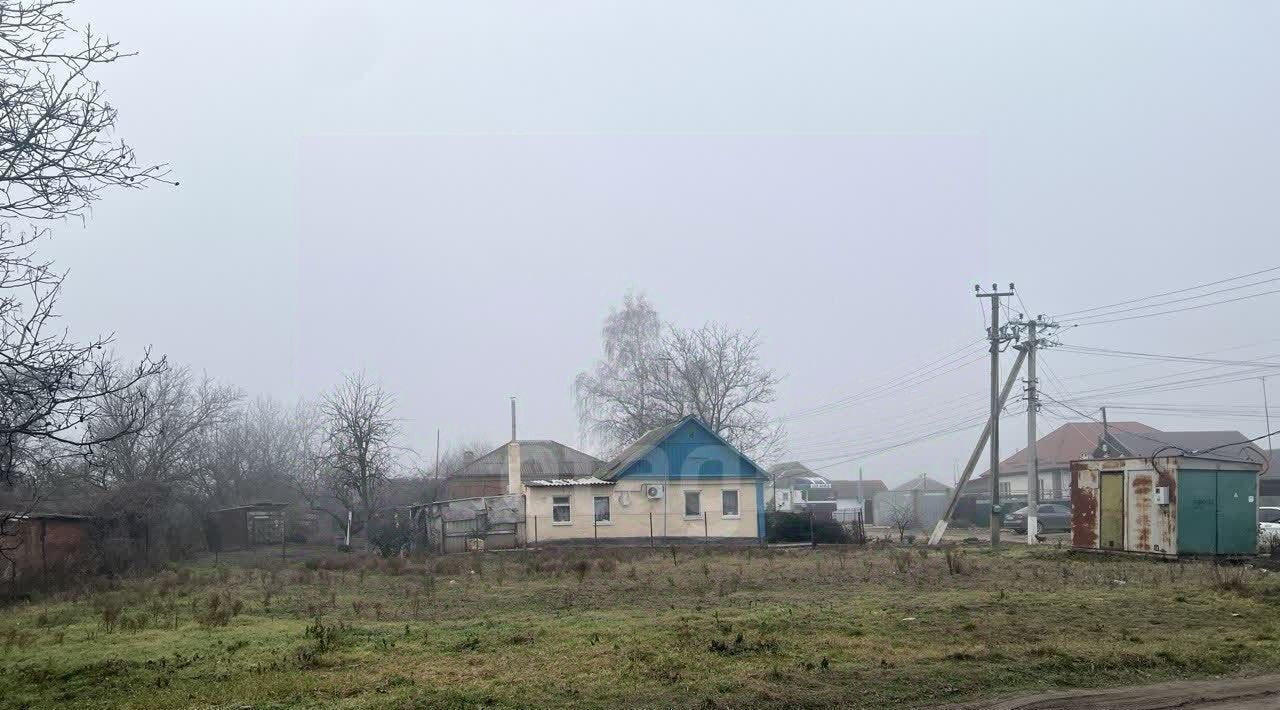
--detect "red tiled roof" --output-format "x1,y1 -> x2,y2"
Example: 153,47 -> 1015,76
978,421 -> 1160,478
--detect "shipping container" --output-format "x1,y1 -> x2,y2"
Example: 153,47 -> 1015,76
1070,455 -> 1262,557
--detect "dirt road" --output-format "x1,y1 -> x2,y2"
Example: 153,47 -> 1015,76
940,674 -> 1280,709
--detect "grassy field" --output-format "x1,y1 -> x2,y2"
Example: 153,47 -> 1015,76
3,543 -> 1280,709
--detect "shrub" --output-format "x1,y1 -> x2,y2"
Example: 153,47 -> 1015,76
945,548 -> 967,575
765,512 -> 850,544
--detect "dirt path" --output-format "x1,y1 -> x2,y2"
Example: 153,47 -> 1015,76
939,674 -> 1280,709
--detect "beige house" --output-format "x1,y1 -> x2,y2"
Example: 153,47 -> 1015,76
523,416 -> 767,544
411,415 -> 767,551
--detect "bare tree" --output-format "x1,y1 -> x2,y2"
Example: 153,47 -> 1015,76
885,502 -> 918,542
0,0 -> 170,222
0,0 -> 168,561
307,372 -> 402,550
575,292 -> 785,462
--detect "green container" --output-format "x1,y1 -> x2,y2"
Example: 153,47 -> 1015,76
1177,468 -> 1258,555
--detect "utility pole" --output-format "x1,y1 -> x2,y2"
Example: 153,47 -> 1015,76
976,283 -> 1015,548
1024,319 -> 1040,546
435,428 -> 441,477
1101,406 -> 1110,456
1263,378 -> 1274,455
510,397 -> 517,441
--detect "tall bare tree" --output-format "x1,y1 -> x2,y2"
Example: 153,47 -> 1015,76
306,372 -> 402,549
575,292 -> 785,462
0,0 -> 168,554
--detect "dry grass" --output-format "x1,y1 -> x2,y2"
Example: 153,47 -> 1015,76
1,545 -> 1279,709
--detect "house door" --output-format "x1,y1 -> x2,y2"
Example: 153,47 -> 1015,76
1099,473 -> 1125,550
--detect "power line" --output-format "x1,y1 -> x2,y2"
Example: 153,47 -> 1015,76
1065,286 -> 1280,327
1054,344 -> 1280,369
1058,275 -> 1280,324
1051,265 -> 1280,319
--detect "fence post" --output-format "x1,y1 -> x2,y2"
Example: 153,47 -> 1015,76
703,511 -> 708,539
810,510 -> 815,548
593,517 -> 598,546
649,512 -> 654,547
533,516 -> 538,547
281,516 -> 287,561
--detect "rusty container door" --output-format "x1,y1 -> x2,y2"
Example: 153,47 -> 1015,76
1099,473 -> 1125,550
1216,470 -> 1258,555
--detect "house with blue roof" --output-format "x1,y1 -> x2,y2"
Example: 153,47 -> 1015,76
522,415 -> 768,543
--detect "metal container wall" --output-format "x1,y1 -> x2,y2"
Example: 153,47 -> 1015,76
1072,456 -> 1260,557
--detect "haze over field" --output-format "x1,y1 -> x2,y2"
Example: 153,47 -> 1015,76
47,1 -> 1280,484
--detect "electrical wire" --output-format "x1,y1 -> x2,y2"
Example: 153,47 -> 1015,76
1050,265 -> 1280,320
1058,275 -> 1280,325
1065,287 -> 1280,327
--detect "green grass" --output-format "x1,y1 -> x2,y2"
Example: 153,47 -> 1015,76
2,545 -> 1280,709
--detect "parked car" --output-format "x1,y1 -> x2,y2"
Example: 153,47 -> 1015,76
1258,507 -> 1280,545
1003,503 -> 1071,534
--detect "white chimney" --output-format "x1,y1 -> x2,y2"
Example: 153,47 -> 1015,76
507,440 -> 521,495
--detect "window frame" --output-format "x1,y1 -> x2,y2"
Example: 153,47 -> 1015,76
683,490 -> 702,518
721,489 -> 740,518
593,494 -> 611,524
551,494 -> 572,525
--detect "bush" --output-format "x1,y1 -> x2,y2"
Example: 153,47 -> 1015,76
765,512 -> 850,544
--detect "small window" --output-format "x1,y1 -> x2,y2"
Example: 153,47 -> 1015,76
552,495 -> 571,523
684,490 -> 701,517
999,482 -> 1011,495
722,490 -> 739,517
593,495 -> 610,523
1262,508 -> 1280,524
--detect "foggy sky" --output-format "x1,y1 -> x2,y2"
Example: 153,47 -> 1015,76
43,1 -> 1280,486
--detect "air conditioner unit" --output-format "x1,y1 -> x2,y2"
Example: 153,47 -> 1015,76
645,484 -> 664,500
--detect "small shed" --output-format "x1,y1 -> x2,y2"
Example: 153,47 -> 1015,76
208,502 -> 288,551
1071,455 -> 1263,557
1,512 -> 91,582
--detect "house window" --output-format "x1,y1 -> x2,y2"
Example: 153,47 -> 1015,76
999,482 -> 1011,495
593,495 -> 610,523
684,490 -> 701,517
552,495 -> 571,523
722,489 -> 739,517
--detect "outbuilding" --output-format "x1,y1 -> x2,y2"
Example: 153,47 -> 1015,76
1070,454 -> 1263,557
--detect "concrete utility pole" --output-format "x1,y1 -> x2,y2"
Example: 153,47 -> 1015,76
928,348 -> 1026,546
1101,406 -> 1110,456
1024,320 -> 1039,546
1262,378 -> 1273,455
976,283 -> 1015,548
510,397 -> 517,441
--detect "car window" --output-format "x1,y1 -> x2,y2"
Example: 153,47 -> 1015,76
1261,508 -> 1280,524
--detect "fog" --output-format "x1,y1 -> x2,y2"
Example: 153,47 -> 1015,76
46,1 -> 1280,485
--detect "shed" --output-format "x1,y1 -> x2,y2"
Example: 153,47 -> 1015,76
207,502 -> 288,551
1070,455 -> 1263,557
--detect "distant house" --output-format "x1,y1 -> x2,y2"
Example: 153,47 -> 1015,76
444,441 -> 603,500
829,479 -> 887,523
873,476 -> 952,532
768,461 -> 835,513
972,421 -> 1161,501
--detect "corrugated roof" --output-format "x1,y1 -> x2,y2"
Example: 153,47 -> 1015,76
1108,429 -> 1265,464
450,440 -> 604,482
525,478 -> 615,487
594,418 -> 687,480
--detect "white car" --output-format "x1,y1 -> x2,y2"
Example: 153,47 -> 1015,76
1259,507 -> 1280,547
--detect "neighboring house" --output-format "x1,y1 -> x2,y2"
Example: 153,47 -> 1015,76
444,440 -> 603,500
413,415 -> 768,550
873,475 -> 952,532
829,479 -> 887,523
972,421 -> 1161,500
768,461 -> 836,513
524,415 -> 768,543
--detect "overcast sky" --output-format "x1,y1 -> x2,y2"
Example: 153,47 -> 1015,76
44,2 -> 1280,486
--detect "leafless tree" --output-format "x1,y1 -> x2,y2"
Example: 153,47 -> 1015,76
304,372 -> 402,550
0,0 -> 168,561
575,291 -> 785,462
0,0 -> 170,222
885,502 -> 918,542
